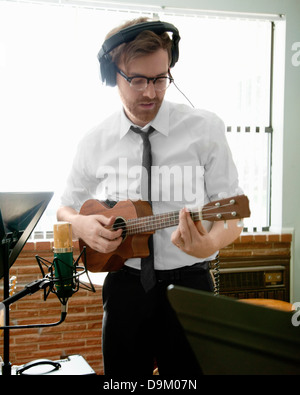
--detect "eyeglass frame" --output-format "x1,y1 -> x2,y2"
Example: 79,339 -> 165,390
116,67 -> 174,92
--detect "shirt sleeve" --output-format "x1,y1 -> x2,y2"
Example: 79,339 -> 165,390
59,135 -> 98,212
201,112 -> 243,202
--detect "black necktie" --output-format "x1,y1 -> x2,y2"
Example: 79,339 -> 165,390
131,126 -> 156,292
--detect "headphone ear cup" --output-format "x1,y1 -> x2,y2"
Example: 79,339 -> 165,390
170,37 -> 179,68
100,55 -> 117,87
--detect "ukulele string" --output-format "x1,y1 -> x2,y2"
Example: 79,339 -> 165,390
107,201 -> 237,234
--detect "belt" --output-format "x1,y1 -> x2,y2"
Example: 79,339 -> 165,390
122,260 -> 213,282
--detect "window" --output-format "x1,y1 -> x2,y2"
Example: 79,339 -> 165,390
0,0 -> 280,236
164,14 -> 273,231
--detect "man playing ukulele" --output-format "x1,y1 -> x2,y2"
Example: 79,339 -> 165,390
57,17 -> 243,376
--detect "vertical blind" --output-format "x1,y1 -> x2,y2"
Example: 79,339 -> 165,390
0,0 -> 275,234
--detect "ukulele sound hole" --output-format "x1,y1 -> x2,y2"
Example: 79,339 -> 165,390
113,217 -> 127,240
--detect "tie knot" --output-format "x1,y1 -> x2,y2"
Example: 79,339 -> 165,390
130,126 -> 155,141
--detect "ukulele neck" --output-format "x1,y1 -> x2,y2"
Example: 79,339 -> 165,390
126,210 -> 200,235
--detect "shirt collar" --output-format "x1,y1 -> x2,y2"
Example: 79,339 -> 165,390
119,100 -> 169,139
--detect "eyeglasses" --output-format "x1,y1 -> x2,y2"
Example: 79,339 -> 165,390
116,67 -> 174,92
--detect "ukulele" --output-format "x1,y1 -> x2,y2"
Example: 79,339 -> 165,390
79,195 -> 250,273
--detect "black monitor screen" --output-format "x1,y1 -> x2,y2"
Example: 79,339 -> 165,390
0,191 -> 53,278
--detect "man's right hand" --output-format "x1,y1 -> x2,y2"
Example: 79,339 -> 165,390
57,206 -> 123,253
73,214 -> 123,253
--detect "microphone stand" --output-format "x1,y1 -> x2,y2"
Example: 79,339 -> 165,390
0,277 -> 68,330
0,276 -> 69,377
0,192 -> 54,376
0,245 -> 94,376
1,236 -> 12,376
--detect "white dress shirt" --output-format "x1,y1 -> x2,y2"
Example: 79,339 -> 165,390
60,100 -> 242,270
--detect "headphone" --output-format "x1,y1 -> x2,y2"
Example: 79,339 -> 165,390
97,21 -> 180,87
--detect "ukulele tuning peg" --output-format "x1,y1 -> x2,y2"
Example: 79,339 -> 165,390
223,220 -> 228,229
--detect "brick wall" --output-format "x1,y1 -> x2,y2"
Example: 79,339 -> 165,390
220,233 -> 292,259
0,232 -> 292,374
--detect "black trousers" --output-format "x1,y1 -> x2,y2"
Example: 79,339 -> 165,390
102,262 -> 214,376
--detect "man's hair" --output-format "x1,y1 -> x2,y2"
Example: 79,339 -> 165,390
105,17 -> 173,68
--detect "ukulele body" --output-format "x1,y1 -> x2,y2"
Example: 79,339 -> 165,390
79,199 -> 153,272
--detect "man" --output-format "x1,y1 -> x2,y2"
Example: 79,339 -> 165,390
57,17 -> 243,376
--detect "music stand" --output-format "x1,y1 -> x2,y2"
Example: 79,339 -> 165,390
168,285 -> 300,375
0,191 -> 53,375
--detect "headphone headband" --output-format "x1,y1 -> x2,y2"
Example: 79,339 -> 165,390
98,20 -> 180,86
98,21 -> 180,61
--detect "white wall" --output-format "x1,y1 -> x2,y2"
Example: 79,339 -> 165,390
110,0 -> 300,301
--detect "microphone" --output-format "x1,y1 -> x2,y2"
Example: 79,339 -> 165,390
52,222 -> 77,304
0,223 -> 95,331
35,221 -> 95,306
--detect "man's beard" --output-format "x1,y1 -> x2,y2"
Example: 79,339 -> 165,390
121,95 -> 163,126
